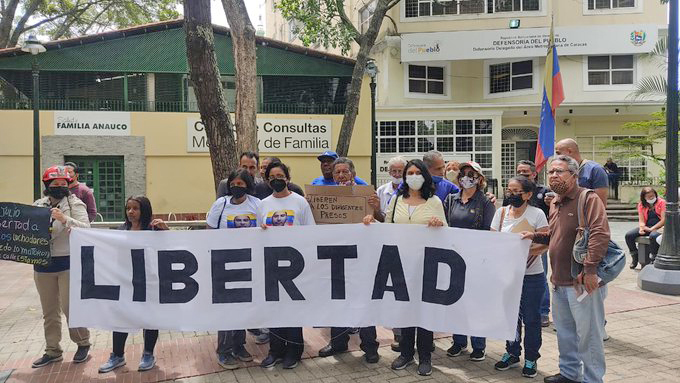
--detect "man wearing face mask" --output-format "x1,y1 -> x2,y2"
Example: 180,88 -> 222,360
368,156 -> 407,223
522,155 -> 610,383
423,151 -> 459,201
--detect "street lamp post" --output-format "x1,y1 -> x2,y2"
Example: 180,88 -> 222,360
21,34 -> 46,201
365,60 -> 378,187
638,0 -> 680,294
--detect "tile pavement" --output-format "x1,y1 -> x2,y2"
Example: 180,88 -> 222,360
0,222 -> 678,383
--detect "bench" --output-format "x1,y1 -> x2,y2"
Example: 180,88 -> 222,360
635,236 -> 653,267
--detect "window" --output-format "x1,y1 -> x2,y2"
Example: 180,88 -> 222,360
576,136 -> 647,182
587,55 -> 634,86
489,59 -> 533,94
408,64 -> 445,95
288,20 -> 301,42
359,1 -> 376,34
587,0 -> 635,10
378,118 -> 494,174
404,0 -> 540,18
63,156 -> 125,221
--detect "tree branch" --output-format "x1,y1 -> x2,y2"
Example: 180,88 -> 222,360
334,0 -> 361,42
8,0 -> 43,47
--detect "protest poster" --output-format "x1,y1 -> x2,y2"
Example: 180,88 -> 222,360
0,202 -> 51,266
69,224 -> 529,340
305,185 -> 375,224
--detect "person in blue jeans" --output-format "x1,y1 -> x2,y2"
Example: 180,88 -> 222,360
491,176 -> 549,378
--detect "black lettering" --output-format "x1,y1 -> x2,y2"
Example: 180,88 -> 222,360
264,247 -> 305,301
211,249 -> 252,303
131,249 -> 146,302
158,250 -> 199,304
81,246 -> 120,300
422,247 -> 466,305
371,245 -> 409,301
317,245 -> 357,299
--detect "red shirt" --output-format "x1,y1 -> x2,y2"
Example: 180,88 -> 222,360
637,198 -> 666,224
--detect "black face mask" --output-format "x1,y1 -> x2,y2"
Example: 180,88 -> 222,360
47,186 -> 70,200
270,179 -> 287,193
505,193 -> 525,208
230,186 -> 248,199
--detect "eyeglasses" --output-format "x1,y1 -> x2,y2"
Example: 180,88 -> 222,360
268,175 -> 287,181
333,170 -> 352,175
505,189 -> 524,195
547,169 -> 572,175
462,171 -> 478,178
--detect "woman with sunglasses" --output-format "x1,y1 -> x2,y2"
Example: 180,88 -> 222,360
491,176 -> 548,378
442,161 -> 495,362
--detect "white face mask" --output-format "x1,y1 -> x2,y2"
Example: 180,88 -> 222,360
646,198 -> 657,205
391,176 -> 403,185
446,170 -> 459,182
405,174 -> 425,191
460,176 -> 478,190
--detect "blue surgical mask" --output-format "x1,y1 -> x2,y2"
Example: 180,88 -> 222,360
432,176 -> 443,184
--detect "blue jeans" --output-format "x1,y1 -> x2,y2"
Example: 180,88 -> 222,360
541,253 -> 550,316
553,285 -> 607,383
452,334 -> 485,351
507,273 -> 545,361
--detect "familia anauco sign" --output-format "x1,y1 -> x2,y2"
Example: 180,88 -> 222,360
54,111 -> 131,136
187,117 -> 332,154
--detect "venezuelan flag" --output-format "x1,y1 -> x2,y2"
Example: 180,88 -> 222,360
535,27 -> 565,172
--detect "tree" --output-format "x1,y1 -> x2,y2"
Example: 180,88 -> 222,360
600,110 -> 667,170
222,0 -> 258,155
276,0 -> 401,156
0,0 -> 179,49
184,0 -> 238,191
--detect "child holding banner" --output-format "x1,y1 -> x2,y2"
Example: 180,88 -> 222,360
491,176 -> 549,378
258,161 -> 315,370
98,195 -> 168,373
31,166 -> 91,368
363,159 -> 446,377
206,169 -> 260,370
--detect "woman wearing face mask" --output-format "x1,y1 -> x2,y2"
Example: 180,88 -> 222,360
443,161 -> 495,362
31,166 -> 91,368
258,161 -> 315,369
205,169 -> 260,370
625,186 -> 665,269
490,176 -> 549,378
363,159 -> 445,377
99,196 -> 168,373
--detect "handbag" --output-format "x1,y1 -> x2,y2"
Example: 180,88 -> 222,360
572,189 -> 625,285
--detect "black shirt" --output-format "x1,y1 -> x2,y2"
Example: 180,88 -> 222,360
646,207 -> 661,227
254,182 -> 305,200
443,190 -> 495,231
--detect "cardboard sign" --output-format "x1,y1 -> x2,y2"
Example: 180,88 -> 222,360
0,203 -> 51,266
305,185 -> 375,224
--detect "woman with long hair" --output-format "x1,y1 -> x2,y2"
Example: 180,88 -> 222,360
625,186 -> 666,268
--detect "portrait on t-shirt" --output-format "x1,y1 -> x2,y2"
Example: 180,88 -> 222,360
266,210 -> 295,226
227,214 -> 257,228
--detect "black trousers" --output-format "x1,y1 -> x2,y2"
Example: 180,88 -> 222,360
268,327 -> 304,360
216,330 -> 246,356
400,327 -> 432,361
112,330 -> 159,357
329,327 -> 379,354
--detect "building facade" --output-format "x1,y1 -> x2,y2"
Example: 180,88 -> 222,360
0,20 -> 371,219
267,0 -> 667,188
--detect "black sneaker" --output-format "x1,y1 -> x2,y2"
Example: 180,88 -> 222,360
32,354 -> 63,368
494,353 -> 520,370
417,359 -> 432,376
73,345 -> 90,363
364,351 -> 380,364
260,354 -> 282,368
446,344 -> 465,357
282,356 -> 299,369
390,355 -> 414,370
218,353 -> 239,370
469,349 -> 486,361
233,347 -> 253,362
522,360 -> 537,378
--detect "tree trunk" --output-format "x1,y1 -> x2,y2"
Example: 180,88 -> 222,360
184,0 -> 238,191
222,0 -> 258,155
0,0 -> 20,48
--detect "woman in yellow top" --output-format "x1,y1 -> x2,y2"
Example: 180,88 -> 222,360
363,159 -> 445,377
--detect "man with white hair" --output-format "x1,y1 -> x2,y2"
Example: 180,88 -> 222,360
368,156 -> 407,222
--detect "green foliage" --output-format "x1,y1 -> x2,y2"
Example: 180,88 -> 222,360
600,110 -> 669,168
275,0 -> 360,55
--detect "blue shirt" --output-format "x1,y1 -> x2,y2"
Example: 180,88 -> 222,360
578,160 -> 609,189
433,177 -> 460,202
311,176 -> 368,186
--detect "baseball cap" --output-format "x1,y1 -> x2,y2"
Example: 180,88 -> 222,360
317,151 -> 339,161
459,161 -> 483,175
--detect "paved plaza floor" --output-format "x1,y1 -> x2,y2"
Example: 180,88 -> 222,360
0,222 -> 679,383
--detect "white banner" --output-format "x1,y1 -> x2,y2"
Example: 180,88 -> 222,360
401,24 -> 658,62
54,111 -> 131,136
69,224 -> 529,340
187,117 -> 332,154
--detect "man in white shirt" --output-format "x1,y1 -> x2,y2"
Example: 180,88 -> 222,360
369,156 -> 407,223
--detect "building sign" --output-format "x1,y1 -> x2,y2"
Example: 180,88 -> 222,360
187,117 -> 332,154
54,111 -> 131,136
401,24 -> 658,62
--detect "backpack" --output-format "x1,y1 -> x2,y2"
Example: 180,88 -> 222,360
571,189 -> 625,284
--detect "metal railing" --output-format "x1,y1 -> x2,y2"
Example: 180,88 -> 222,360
0,98 -> 347,114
